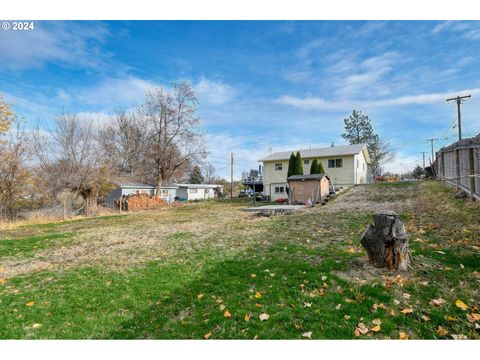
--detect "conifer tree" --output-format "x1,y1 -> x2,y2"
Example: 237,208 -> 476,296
294,151 -> 304,175
310,158 -> 319,174
287,152 -> 296,178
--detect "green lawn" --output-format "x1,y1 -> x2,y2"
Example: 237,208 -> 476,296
0,181 -> 479,339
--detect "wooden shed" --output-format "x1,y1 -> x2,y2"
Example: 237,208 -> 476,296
287,174 -> 330,205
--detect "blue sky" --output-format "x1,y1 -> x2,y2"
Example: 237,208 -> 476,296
1,20 -> 480,178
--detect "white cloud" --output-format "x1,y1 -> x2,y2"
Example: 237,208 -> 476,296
432,21 -> 480,40
275,88 -> 480,111
195,77 -> 237,105
0,21 -> 110,70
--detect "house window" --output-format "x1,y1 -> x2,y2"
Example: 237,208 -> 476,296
356,159 -> 359,168
274,186 -> 285,193
328,159 -> 343,168
162,190 -> 168,195
190,189 -> 198,193
275,163 -> 283,171
304,159 -> 310,165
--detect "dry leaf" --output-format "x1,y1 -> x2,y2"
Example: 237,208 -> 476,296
0,278 -> 7,285
401,308 -> 413,315
344,315 -> 351,320
455,299 -> 469,311
371,325 -> 381,332
255,303 -> 262,308
251,274 -> 257,278
25,301 -> 35,307
421,315 -> 430,321
302,331 -> 312,339
429,298 -> 446,307
445,316 -> 457,321
399,331 -> 408,340
451,334 -> 468,340
244,313 -> 251,322
219,304 -> 226,311
321,276 -> 328,281
371,318 -> 382,325
393,299 -> 400,305
203,331 -> 212,339
31,323 -> 42,329
259,313 -> 269,321
335,304 -> 341,310
403,293 -> 411,299
294,323 -> 302,330
389,309 -> 396,317
345,298 -> 354,303
437,326 -> 448,336
255,292 -> 262,299
304,302 -> 312,308
197,293 -> 204,300
355,322 -> 369,335
475,323 -> 480,331
467,313 -> 480,322
224,310 -> 231,318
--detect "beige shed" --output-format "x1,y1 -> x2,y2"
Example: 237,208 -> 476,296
287,174 -> 331,205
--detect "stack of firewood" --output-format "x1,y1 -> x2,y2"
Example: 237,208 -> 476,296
122,194 -> 166,211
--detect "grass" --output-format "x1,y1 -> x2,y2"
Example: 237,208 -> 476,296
0,180 -> 479,339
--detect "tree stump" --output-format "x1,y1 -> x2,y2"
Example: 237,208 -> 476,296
360,210 -> 411,271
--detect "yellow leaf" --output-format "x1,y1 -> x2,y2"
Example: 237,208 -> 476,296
455,299 -> 469,311
31,323 -> 42,329
25,301 -> 35,307
259,313 -> 269,321
399,331 -> 409,340
244,313 -> 251,322
0,278 -> 7,285
203,331 -> 212,339
371,325 -> 381,332
437,326 -> 448,336
445,315 -> 457,321
224,310 -> 232,318
197,293 -> 204,299
251,274 -> 257,278
467,313 -> 480,322
401,308 -> 413,314
255,292 -> 262,299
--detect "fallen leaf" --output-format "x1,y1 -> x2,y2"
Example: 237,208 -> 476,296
437,326 -> 448,336
371,325 -> 381,332
255,303 -> 262,308
25,301 -> 35,307
335,304 -> 341,310
445,316 -> 457,322
302,331 -> 312,339
304,302 -> 312,308
244,313 -> 251,322
460,264 -> 465,269
475,323 -> 480,331
294,323 -> 302,330
31,323 -> 42,329
455,299 -> 469,311
429,298 -> 446,307
399,331 -> 408,340
401,307 -> 413,315
197,293 -> 204,300
403,293 -> 411,299
344,315 -> 351,320
421,315 -> 430,321
372,318 -> 382,325
321,276 -> 328,281
251,274 -> 257,278
451,334 -> 468,340
259,313 -> 269,321
467,313 -> 480,322
219,304 -> 226,311
255,292 -> 262,299
345,298 -> 354,303
0,278 -> 7,285
224,310 -> 231,318
355,322 -> 369,335
389,309 -> 396,317
393,299 -> 400,305
203,331 -> 212,339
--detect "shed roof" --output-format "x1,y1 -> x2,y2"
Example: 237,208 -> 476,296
175,183 -> 224,189
259,144 -> 370,163
287,174 -> 330,181
112,180 -> 157,189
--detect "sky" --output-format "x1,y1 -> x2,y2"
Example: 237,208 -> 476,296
1,20 -> 480,179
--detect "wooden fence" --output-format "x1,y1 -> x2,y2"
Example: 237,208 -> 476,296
436,134 -> 480,201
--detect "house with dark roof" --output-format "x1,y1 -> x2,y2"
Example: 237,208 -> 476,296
258,144 -> 371,201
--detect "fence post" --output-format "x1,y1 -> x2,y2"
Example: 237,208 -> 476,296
455,149 -> 460,190
468,148 -> 476,201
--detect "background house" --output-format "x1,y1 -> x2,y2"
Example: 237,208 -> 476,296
104,180 -> 157,207
175,184 -> 223,201
259,144 -> 370,201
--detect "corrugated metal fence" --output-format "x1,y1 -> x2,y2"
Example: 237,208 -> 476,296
436,134 -> 480,201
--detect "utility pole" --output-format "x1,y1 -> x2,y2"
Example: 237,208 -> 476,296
420,152 -> 426,169
426,138 -> 439,165
230,152 -> 234,199
446,94 -> 471,141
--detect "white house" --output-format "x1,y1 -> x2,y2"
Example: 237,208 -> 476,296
174,184 -> 223,201
259,144 -> 371,201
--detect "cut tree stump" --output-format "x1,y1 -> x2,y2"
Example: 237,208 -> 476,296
360,210 -> 411,271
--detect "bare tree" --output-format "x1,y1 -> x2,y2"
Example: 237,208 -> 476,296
202,162 -> 218,184
0,118 -> 30,220
0,94 -> 13,136
138,82 -> 206,194
34,114 -> 112,216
